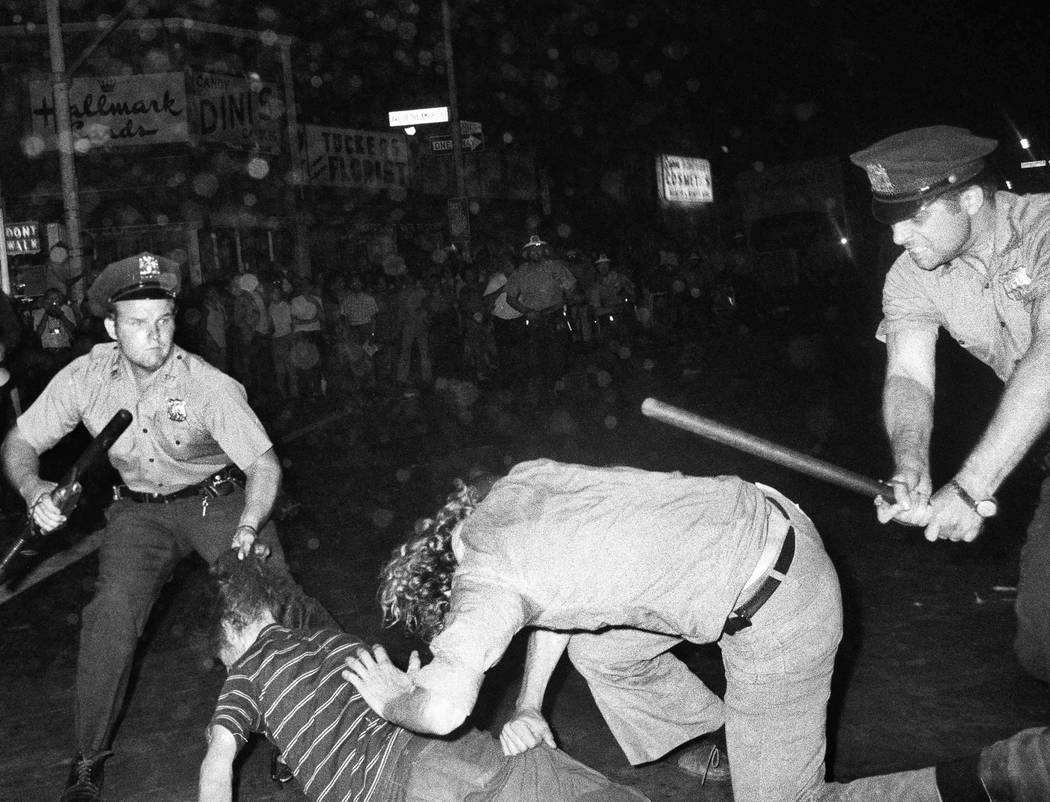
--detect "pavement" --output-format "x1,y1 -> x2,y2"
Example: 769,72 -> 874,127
1,326 -> 1048,801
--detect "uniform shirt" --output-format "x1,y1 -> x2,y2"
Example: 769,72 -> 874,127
211,626 -> 409,802
503,259 -> 577,312
421,459 -> 767,687
17,343 -> 272,494
879,191 -> 1050,381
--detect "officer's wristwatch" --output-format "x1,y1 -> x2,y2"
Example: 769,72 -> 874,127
947,479 -> 998,518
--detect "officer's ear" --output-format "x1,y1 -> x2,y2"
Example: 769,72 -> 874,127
959,184 -> 987,217
103,314 -> 117,341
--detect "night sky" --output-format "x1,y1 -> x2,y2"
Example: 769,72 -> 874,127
1,0 -> 1047,214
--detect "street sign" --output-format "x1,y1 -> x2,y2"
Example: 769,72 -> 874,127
1021,160 -> 1048,169
388,106 -> 449,127
4,221 -> 41,256
429,131 -> 485,155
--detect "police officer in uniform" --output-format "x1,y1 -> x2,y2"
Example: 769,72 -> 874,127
850,126 -> 1050,684
1,253 -> 318,801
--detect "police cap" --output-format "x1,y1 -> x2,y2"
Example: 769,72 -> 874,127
88,252 -> 181,312
849,125 -> 998,224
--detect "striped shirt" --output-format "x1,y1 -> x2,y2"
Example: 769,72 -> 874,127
211,625 -> 409,802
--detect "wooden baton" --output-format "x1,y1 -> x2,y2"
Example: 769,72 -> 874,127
641,397 -> 895,503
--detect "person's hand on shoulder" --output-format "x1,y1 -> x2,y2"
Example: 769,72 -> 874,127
342,645 -> 415,718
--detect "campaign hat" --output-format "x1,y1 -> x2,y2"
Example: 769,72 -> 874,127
595,253 -> 611,264
88,252 -> 181,312
850,125 -> 998,224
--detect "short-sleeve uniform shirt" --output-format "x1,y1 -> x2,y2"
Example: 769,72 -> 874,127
503,260 -> 577,311
424,459 -> 768,681
879,191 -> 1050,381
16,343 -> 272,493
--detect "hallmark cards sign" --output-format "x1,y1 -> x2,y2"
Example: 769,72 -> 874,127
300,125 -> 410,190
29,73 -> 189,150
656,154 -> 713,205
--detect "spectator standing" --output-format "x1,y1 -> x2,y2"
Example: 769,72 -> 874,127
483,261 -> 524,388
396,275 -> 432,387
268,282 -> 296,403
199,283 -> 228,372
339,275 -> 379,342
32,288 -> 78,377
289,276 -> 325,399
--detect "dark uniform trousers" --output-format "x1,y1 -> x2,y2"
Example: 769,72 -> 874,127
76,486 -> 298,755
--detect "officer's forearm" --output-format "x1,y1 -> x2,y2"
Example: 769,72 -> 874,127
883,374 -> 933,473
957,339 -> 1050,497
1,427 -> 45,503
239,448 -> 281,531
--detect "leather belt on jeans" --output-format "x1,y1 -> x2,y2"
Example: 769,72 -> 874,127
113,465 -> 244,504
723,497 -> 796,636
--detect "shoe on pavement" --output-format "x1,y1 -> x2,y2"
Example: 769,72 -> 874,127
60,751 -> 113,802
979,726 -> 1050,801
271,747 -> 295,785
674,738 -> 731,785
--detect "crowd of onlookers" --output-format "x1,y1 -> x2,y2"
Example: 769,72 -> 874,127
0,227 -> 865,419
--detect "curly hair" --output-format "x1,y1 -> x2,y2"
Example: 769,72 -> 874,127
378,479 -> 489,643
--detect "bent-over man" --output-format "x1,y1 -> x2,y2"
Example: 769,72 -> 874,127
344,459 -> 1050,802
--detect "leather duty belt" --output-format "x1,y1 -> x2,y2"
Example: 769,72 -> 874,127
113,465 -> 244,504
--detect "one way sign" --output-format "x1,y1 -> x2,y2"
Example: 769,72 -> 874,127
429,131 -> 485,155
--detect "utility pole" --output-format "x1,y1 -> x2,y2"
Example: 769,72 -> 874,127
45,0 -> 85,303
280,40 -> 311,277
441,0 -> 470,258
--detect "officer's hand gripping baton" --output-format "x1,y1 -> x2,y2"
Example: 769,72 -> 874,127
0,409 -> 133,584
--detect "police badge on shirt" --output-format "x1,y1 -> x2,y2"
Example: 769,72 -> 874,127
167,398 -> 187,422
1000,264 -> 1033,300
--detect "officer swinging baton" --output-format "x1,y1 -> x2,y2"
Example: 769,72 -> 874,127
641,398 -> 896,503
0,409 -> 133,584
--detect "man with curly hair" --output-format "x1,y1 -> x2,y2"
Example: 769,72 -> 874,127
199,550 -> 649,802
346,459 -> 1050,802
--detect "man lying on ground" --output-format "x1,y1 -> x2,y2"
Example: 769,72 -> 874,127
198,550 -> 649,802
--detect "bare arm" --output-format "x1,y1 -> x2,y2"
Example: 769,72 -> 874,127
231,447 -> 281,558
1,425 -> 63,531
499,629 -> 570,756
198,725 -> 238,802
956,292 -> 1050,497
878,327 -> 937,526
343,645 -> 479,735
